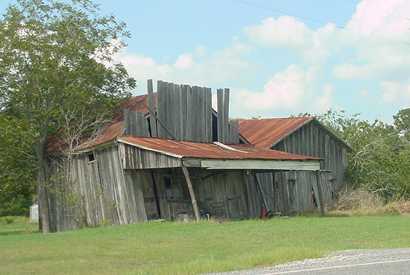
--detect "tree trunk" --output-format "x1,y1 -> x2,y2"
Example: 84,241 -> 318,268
36,138 -> 51,233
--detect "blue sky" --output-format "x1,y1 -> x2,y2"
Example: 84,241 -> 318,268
1,0 -> 409,121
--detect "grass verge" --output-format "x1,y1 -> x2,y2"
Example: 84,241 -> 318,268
1,216 -> 410,274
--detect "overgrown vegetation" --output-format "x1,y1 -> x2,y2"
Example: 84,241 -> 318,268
319,108 -> 410,201
330,189 -> 410,216
1,216 -> 410,274
0,115 -> 36,216
0,0 -> 135,229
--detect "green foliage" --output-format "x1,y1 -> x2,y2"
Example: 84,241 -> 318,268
0,115 -> 36,216
0,0 -> 135,138
318,109 -> 410,200
0,0 -> 135,220
393,108 -> 410,140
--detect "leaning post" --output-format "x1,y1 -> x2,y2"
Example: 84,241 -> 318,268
315,170 -> 325,216
181,165 -> 200,222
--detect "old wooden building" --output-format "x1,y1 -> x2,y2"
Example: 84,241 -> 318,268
238,117 -> 351,215
47,80 -> 348,232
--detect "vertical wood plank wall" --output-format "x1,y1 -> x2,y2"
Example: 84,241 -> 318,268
273,121 -> 348,191
48,146 -> 147,231
251,121 -> 349,214
140,168 -> 249,220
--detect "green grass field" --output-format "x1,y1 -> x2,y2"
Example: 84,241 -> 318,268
1,216 -> 410,275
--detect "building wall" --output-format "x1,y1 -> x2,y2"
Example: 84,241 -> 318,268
273,121 -> 349,190
251,121 -> 349,214
141,168 -> 250,220
48,145 -> 147,231
251,171 -> 335,215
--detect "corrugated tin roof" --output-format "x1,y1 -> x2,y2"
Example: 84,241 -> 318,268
49,95 -> 153,152
77,121 -> 124,150
118,136 -> 318,161
238,117 -> 314,149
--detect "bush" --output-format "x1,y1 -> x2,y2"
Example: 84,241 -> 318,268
331,189 -> 401,216
335,189 -> 384,211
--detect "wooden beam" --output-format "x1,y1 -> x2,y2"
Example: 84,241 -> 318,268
200,159 -> 320,171
181,165 -> 200,221
315,170 -> 325,216
150,171 -> 162,218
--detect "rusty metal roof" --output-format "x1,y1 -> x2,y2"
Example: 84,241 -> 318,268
49,95 -> 153,152
77,121 -> 124,150
118,136 -> 318,161
238,117 -> 314,149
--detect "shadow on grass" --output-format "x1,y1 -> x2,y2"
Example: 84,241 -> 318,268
0,229 -> 39,236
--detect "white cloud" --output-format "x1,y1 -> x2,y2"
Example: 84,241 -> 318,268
111,0 -> 410,121
381,81 -> 410,104
346,0 -> 410,38
360,89 -> 369,97
244,1 -> 410,81
174,53 -> 194,69
232,65 -> 314,114
244,16 -> 339,65
315,84 -> 333,112
332,0 -> 410,80
115,42 -> 252,89
245,16 -> 310,48
333,63 -> 372,79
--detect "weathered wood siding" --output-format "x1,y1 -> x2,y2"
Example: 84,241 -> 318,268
247,171 -> 335,215
48,146 -> 147,231
157,81 -> 214,142
118,142 -> 181,169
273,121 -> 348,191
244,120 -> 349,214
140,168 -> 249,220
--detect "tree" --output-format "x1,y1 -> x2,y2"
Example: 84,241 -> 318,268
0,0 -> 135,232
319,110 -> 410,200
0,114 -> 36,216
393,108 -> 410,140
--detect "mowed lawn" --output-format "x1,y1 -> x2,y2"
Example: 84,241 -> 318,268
1,216 -> 410,275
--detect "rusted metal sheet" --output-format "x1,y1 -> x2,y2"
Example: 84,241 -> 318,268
238,117 -> 314,149
118,136 -> 318,161
76,121 -> 124,150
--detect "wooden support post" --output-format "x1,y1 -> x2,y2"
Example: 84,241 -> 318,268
315,170 -> 325,216
181,165 -> 200,221
150,171 -> 161,219
271,172 -> 276,212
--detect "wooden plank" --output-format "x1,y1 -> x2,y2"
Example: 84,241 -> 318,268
186,85 -> 193,141
314,170 -> 325,216
147,79 -> 157,137
206,88 -> 212,142
223,88 -> 230,143
217,89 -> 223,142
181,165 -> 200,221
253,173 -> 269,211
181,85 -> 188,140
157,80 -> 165,138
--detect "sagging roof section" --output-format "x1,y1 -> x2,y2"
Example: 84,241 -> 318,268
118,136 -> 318,161
118,136 -> 320,171
73,95 -> 153,151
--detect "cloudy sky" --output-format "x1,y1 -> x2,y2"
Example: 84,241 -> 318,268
1,0 -> 410,121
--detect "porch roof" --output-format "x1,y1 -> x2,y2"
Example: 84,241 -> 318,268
118,136 -> 320,171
